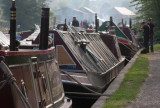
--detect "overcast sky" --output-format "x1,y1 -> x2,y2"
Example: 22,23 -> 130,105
49,0 -> 134,10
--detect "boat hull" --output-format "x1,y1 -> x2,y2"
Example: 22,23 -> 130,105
62,57 -> 125,99
0,48 -> 72,108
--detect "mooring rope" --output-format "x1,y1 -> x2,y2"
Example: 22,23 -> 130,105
0,61 -> 32,108
61,70 -> 114,97
0,80 -> 7,90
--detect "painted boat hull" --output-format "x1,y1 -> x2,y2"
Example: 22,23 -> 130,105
0,48 -> 72,108
53,30 -> 125,100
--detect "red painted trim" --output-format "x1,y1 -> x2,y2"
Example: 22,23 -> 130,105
0,47 -> 55,56
117,38 -> 131,45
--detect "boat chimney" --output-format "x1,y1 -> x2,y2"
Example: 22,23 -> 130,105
125,20 -> 127,26
63,18 -> 67,31
122,18 -> 124,26
97,19 -> 99,29
129,18 -> 132,28
80,43 -> 87,53
110,16 -> 113,26
10,0 -> 16,51
95,13 -> 98,32
76,39 -> 89,53
39,7 -> 50,50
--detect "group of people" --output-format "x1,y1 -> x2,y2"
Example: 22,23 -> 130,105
72,17 -> 95,29
141,18 -> 155,53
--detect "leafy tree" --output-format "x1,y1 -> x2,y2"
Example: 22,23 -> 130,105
131,0 -> 160,42
0,0 -> 50,31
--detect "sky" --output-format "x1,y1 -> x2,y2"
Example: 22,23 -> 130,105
49,0 -> 134,9
48,0 -> 136,24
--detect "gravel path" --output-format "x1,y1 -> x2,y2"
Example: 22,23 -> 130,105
126,51 -> 160,108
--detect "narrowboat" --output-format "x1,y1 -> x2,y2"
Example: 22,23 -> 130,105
99,17 -> 140,60
0,1 -> 72,108
52,26 -> 125,99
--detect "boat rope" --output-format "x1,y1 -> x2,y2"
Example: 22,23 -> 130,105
0,61 -> 32,108
62,65 -> 138,97
65,91 -> 129,98
0,80 -> 7,90
65,91 -> 111,97
61,70 -> 113,97
125,58 -> 130,62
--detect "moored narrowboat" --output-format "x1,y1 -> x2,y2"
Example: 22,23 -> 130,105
52,26 -> 125,100
0,1 -> 72,108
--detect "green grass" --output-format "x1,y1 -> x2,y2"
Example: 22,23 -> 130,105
154,44 -> 160,51
103,54 -> 149,108
102,44 -> 160,108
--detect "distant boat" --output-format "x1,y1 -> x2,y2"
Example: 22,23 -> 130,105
99,20 -> 140,60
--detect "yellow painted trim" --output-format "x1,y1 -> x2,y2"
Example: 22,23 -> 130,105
10,11 -> 16,14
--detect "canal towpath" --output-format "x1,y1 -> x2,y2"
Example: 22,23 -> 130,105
92,51 -> 160,108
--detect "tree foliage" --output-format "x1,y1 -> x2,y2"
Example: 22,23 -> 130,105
131,0 -> 160,41
0,0 -> 49,30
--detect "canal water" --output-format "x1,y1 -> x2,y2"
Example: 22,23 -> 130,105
72,98 -> 97,108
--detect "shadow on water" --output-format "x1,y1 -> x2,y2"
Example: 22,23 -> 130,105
72,98 -> 97,108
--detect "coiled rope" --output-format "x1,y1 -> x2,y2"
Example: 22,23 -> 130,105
0,61 -> 32,108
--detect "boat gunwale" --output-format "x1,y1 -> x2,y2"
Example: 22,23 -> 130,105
0,47 -> 55,56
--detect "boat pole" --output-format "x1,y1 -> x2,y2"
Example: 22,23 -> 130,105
10,0 -> 16,51
110,16 -> 113,26
63,18 -> 67,31
95,13 -> 98,32
122,18 -> 124,26
129,18 -> 132,28
39,8 -> 50,50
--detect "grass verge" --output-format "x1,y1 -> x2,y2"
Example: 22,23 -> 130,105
103,54 -> 149,108
103,44 -> 160,108
154,44 -> 160,51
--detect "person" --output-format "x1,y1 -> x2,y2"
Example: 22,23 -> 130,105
72,16 -> 79,27
148,18 -> 155,52
141,22 -> 150,53
0,44 -> 4,50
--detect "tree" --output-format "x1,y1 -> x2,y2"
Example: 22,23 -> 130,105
131,0 -> 160,41
0,0 -> 50,30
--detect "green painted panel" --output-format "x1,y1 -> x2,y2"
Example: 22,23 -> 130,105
99,21 -> 129,40
5,52 -> 55,65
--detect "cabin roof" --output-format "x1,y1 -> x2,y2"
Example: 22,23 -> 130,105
79,7 -> 96,14
22,25 -> 40,41
55,7 -> 86,15
0,31 -> 10,47
55,29 -> 121,73
114,7 -> 135,16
